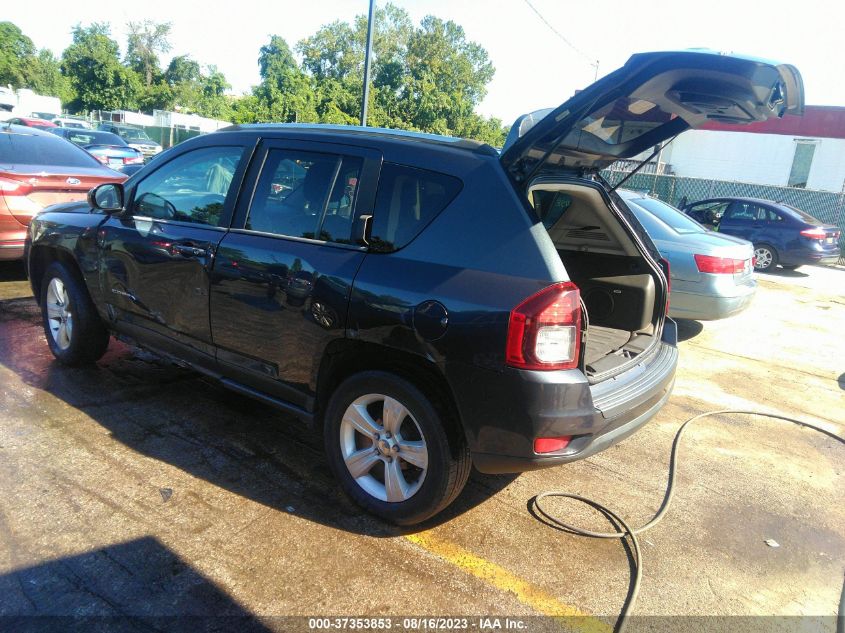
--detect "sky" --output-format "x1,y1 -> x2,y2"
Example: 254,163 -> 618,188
5,0 -> 845,124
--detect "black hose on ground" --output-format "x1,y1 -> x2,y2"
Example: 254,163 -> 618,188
530,409 -> 845,633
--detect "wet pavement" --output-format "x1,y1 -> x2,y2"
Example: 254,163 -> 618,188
0,260 -> 843,631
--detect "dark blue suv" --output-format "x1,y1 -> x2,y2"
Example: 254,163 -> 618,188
683,197 -> 841,271
25,51 -> 803,523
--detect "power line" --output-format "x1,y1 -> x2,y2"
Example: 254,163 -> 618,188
522,0 -> 599,78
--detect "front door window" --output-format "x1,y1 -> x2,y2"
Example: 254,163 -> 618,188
131,146 -> 246,227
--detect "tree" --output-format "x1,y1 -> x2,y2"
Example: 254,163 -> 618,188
28,49 -> 73,104
293,4 -> 508,144
61,23 -> 141,112
196,65 -> 232,118
0,23 -> 73,103
0,22 -> 35,88
126,20 -> 172,87
254,35 -> 317,123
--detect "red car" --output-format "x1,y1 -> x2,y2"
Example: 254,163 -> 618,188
1,124 -> 127,260
6,117 -> 58,129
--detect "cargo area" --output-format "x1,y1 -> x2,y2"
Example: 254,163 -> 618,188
528,182 -> 663,380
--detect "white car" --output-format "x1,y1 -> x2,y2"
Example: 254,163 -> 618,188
53,117 -> 92,129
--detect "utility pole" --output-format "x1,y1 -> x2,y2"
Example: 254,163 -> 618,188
360,0 -> 376,126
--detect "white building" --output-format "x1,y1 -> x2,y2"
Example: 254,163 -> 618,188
659,106 -> 845,193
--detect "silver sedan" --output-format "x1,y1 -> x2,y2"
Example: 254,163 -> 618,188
619,190 -> 756,321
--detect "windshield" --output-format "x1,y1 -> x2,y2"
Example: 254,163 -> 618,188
630,196 -> 704,234
121,128 -> 152,141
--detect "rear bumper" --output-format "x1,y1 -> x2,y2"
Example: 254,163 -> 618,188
450,322 -> 679,474
807,254 -> 841,267
668,282 -> 756,321
781,245 -> 841,267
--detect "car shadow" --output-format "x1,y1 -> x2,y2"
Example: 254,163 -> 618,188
0,297 -> 516,537
0,536 -> 271,630
0,260 -> 27,282
675,318 -> 704,342
762,267 -> 809,278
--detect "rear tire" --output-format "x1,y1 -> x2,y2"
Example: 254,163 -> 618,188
753,244 -> 778,272
323,371 -> 471,525
40,261 -> 110,366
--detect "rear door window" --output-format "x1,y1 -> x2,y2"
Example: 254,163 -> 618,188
246,149 -> 362,244
370,163 -> 462,251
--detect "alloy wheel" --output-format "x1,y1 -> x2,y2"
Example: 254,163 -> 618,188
754,247 -> 773,270
339,394 -> 428,502
45,277 -> 73,350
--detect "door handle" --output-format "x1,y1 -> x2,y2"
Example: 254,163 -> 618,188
172,244 -> 208,258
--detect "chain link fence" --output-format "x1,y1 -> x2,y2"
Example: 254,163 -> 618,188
602,167 -> 845,265
140,126 -> 203,149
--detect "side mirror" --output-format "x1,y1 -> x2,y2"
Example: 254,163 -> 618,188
88,182 -> 124,212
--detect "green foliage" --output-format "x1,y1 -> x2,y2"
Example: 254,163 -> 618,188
27,49 -> 74,104
61,23 -> 141,112
290,3 -> 508,144
0,22 -> 36,87
0,22 -> 73,104
3,9 -> 508,145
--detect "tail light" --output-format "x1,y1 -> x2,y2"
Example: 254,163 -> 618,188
94,155 -> 109,164
694,254 -> 746,274
123,155 -> 143,165
506,282 -> 580,371
0,177 -> 33,197
800,227 -> 827,240
659,257 -> 671,314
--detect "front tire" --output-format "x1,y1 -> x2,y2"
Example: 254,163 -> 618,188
324,371 -> 471,525
753,244 -> 778,272
40,261 -> 110,366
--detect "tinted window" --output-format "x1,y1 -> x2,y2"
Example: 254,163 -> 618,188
246,149 -> 362,243
632,197 -> 703,234
370,163 -> 462,251
131,146 -> 245,226
0,129 -> 102,168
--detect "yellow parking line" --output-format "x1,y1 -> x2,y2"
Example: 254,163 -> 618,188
404,531 -> 612,633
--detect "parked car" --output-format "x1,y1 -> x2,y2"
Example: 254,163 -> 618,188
619,190 -> 756,320
48,128 -> 144,168
0,124 -> 126,260
52,117 -> 92,129
682,197 -> 841,271
5,116 -> 57,129
97,123 -> 162,160
26,50 -> 803,524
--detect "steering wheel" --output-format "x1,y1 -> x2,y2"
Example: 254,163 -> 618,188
135,192 -> 177,220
